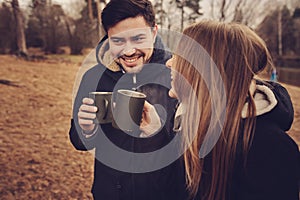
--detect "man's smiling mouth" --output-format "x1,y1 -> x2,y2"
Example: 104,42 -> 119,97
123,57 -> 139,63
120,54 -> 144,64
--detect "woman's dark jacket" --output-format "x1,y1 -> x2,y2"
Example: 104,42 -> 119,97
230,81 -> 300,200
175,81 -> 300,200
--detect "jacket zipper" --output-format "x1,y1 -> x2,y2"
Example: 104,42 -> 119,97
132,73 -> 137,91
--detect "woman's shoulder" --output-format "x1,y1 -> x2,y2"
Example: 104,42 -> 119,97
248,119 -> 299,177
252,79 -> 296,152
253,120 -> 299,155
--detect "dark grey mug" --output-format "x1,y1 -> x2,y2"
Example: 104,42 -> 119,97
112,89 -> 146,134
89,92 -> 113,124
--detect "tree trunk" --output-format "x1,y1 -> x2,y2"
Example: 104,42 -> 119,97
160,0 -> 164,28
220,0 -> 226,21
11,0 -> 27,55
88,0 -> 94,21
180,2 -> 184,32
278,7 -> 283,56
96,0 -> 106,40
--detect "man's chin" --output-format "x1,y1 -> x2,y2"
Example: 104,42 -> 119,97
122,65 -> 144,74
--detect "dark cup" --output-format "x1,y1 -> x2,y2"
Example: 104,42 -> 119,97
89,92 -> 113,124
112,89 -> 146,134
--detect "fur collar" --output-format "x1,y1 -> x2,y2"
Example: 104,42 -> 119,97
98,39 -> 122,72
242,84 -> 278,118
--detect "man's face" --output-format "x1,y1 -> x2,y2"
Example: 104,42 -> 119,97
107,16 -> 157,74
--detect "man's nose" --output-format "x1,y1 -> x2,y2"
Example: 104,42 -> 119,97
122,42 -> 136,56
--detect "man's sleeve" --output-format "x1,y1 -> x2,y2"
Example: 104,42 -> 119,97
69,65 -> 105,151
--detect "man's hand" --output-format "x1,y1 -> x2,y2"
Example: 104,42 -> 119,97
78,98 -> 98,133
140,101 -> 162,137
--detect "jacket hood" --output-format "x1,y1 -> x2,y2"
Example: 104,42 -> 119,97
96,35 -> 171,72
242,80 -> 294,131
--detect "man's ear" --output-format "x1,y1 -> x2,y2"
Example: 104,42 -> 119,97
152,24 -> 158,42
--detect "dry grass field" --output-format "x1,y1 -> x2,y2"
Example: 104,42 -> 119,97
0,55 -> 299,199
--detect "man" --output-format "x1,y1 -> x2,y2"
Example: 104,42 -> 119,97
69,0 -> 178,199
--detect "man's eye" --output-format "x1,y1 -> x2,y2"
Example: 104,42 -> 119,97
132,36 -> 145,42
111,39 -> 124,45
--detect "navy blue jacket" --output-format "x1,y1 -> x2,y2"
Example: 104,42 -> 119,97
174,81 -> 300,200
69,36 -> 178,200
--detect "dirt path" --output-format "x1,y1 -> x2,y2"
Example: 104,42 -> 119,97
0,55 -> 299,199
283,83 -> 300,147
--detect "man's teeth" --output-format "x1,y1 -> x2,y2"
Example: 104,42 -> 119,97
124,57 -> 138,63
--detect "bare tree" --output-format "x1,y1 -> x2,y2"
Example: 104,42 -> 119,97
154,0 -> 167,29
95,0 -> 106,39
84,0 -> 107,39
175,0 -> 185,31
169,0 -> 203,32
208,0 -> 275,27
219,0 -> 227,21
11,0 -> 27,55
232,0 -> 243,22
28,1 -> 68,53
0,2 -> 16,54
65,0 -> 103,54
87,0 -> 93,21
160,0 -> 164,28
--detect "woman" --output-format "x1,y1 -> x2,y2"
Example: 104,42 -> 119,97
141,20 -> 300,200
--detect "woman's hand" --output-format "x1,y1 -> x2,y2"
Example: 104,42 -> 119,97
140,101 -> 162,137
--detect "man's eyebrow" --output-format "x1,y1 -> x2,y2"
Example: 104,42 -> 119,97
110,33 -> 146,40
131,34 -> 146,38
110,36 -> 124,40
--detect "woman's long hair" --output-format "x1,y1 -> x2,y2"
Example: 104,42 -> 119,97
172,20 -> 273,199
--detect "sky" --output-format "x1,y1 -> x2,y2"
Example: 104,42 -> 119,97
0,0 -> 85,18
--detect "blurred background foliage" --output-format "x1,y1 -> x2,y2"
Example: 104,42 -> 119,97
1,0 -> 300,83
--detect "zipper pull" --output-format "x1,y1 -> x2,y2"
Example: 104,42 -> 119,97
132,73 -> 137,91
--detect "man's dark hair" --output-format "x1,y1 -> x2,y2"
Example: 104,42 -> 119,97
101,0 -> 156,33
